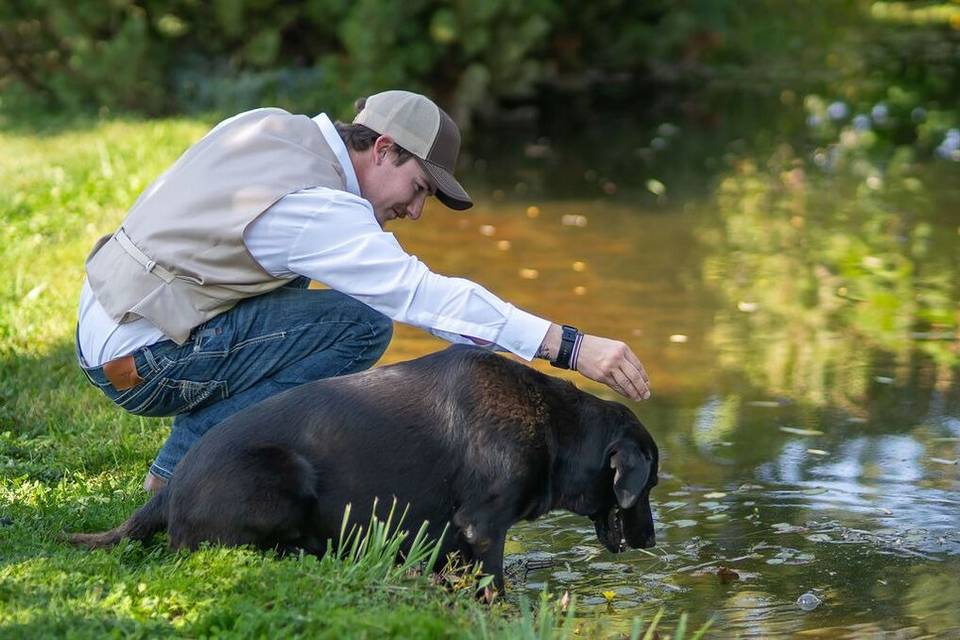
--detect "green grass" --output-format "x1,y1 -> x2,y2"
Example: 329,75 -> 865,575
0,116 -> 712,638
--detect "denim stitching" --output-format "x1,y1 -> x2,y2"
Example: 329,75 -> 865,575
331,320 -> 380,377
122,378 -> 168,414
229,330 -> 287,352
167,378 -> 228,412
149,461 -> 174,479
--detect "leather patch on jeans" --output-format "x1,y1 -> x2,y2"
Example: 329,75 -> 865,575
103,355 -> 144,391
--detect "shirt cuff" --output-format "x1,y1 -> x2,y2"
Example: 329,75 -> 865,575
496,306 -> 551,361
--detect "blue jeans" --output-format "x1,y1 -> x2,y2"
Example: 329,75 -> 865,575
78,278 -> 393,479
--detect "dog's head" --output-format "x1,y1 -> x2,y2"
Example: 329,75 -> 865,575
569,400 -> 658,553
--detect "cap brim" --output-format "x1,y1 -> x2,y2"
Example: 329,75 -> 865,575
420,158 -> 473,210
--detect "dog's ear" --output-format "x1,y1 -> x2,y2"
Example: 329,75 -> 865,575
608,440 -> 651,509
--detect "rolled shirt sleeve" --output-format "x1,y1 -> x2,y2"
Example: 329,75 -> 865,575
244,187 -> 551,360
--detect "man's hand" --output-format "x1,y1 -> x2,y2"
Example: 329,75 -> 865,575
537,325 -> 651,401
575,334 -> 651,401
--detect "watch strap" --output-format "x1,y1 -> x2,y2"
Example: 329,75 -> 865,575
551,325 -> 579,370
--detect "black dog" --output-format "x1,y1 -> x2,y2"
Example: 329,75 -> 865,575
71,346 -> 659,590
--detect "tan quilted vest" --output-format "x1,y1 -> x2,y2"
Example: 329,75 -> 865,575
85,108 -> 348,344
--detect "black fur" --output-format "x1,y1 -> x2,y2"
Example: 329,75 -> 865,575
71,346 -> 659,590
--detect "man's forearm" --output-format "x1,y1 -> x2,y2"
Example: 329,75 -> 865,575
535,323 -> 563,361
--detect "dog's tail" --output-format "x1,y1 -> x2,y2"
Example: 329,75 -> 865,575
69,489 -> 168,549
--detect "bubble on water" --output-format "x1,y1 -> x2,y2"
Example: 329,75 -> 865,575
796,591 -> 822,611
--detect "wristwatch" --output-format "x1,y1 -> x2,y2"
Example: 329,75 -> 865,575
550,325 -> 579,370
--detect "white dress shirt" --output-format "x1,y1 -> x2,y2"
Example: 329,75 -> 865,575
77,113 -> 550,367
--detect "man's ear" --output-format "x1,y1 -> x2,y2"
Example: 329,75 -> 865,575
609,440 -> 650,509
373,135 -> 395,163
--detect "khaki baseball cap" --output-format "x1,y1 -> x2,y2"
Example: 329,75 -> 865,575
353,90 -> 473,210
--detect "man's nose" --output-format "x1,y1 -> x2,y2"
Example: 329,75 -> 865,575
407,194 -> 426,220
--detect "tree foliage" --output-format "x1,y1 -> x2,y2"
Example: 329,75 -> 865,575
2,0 -> 929,119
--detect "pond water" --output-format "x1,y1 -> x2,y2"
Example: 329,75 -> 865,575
381,86 -> 960,636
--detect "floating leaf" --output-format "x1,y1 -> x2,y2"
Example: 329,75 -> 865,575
780,427 -> 825,436
807,449 -> 829,456
703,492 -> 727,499
673,519 -> 698,528
806,533 -> 832,543
772,522 -> 806,534
929,457 -> 958,465
646,178 -> 666,196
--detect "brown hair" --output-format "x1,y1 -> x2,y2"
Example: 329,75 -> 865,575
335,97 -> 414,166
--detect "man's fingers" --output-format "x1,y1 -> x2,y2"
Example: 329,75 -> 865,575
623,349 -> 649,385
610,368 -> 646,402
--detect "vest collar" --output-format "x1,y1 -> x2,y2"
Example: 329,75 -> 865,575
313,113 -> 361,197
